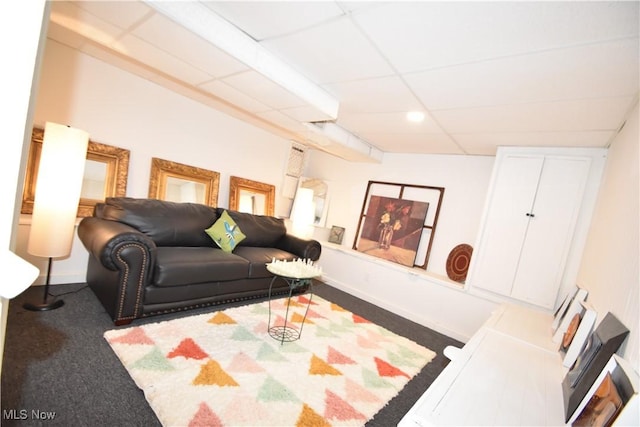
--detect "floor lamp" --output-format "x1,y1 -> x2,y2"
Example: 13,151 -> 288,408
23,122 -> 89,311
290,187 -> 315,239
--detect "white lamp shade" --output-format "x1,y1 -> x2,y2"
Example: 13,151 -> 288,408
0,250 -> 39,299
27,122 -> 89,258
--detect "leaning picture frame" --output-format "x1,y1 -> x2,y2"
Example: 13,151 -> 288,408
328,226 -> 345,245
562,312 -> 630,422
559,300 -> 597,368
552,291 -> 574,332
569,354 -> 639,426
352,181 -> 445,269
553,287 -> 588,342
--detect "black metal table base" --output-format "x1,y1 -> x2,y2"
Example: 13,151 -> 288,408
267,275 -> 313,345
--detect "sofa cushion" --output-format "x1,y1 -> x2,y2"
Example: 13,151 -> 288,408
100,197 -> 218,247
205,210 -> 246,253
224,209 -> 286,247
232,246 -> 301,279
153,247 -> 250,287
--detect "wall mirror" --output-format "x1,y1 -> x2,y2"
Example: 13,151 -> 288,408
229,176 -> 275,216
22,127 -> 130,217
298,177 -> 330,226
148,157 -> 220,206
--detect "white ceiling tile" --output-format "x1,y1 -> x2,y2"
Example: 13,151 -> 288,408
198,80 -> 269,113
279,105 -> 336,123
49,1 -> 126,47
70,0 -> 153,31
261,16 -> 394,84
201,1 -> 345,40
115,34 -> 213,85
432,97 -> 634,133
132,13 -> 248,78
452,131 -> 616,155
361,132 -> 462,154
354,2 -> 639,73
406,39 -> 639,110
324,76 -> 423,113
337,111 -> 444,135
222,70 -> 306,110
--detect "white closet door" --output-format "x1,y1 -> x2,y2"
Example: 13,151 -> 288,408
471,155 -> 543,296
511,157 -> 590,308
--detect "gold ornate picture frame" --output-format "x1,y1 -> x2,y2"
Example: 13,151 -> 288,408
229,176 -> 275,216
22,127 -> 130,217
148,157 -> 220,207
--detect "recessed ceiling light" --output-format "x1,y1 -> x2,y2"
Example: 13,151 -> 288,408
406,111 -> 425,122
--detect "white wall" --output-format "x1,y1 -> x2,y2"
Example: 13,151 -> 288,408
306,150 -> 495,278
17,39 -> 296,284
577,101 -> 639,370
305,150 -> 499,341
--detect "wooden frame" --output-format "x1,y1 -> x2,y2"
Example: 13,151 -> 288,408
22,127 -> 130,217
353,180 -> 445,269
228,176 -> 275,216
148,158 -> 220,207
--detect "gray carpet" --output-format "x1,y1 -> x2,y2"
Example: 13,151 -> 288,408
1,281 -> 462,426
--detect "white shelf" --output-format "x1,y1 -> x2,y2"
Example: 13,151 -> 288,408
399,304 -> 566,426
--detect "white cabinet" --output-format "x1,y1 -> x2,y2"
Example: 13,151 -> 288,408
469,147 -> 605,309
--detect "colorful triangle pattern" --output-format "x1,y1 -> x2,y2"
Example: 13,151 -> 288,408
104,295 -> 436,426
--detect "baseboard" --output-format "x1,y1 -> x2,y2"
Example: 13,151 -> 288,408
321,274 -> 470,343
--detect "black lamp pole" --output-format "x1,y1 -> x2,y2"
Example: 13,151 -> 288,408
23,257 -> 64,311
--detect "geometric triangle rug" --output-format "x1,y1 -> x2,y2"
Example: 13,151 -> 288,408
104,295 -> 435,426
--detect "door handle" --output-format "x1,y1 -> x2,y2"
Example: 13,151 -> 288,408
526,213 -> 535,218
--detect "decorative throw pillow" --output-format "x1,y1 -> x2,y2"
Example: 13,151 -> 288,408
205,210 -> 246,253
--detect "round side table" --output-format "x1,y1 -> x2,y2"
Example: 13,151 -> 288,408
266,273 -> 314,345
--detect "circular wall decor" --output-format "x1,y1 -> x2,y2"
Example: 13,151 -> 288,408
446,244 -> 473,283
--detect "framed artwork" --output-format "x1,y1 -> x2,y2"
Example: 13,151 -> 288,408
560,300 -> 597,368
552,291 -> 574,332
562,312 -> 630,422
328,226 -> 345,244
353,181 -> 445,269
569,354 -> 638,426
355,195 -> 429,267
553,287 -> 589,342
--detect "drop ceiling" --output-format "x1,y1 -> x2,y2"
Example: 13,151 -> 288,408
46,1 -> 639,162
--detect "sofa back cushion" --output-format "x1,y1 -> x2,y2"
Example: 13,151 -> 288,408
223,209 -> 286,247
99,197 -> 218,247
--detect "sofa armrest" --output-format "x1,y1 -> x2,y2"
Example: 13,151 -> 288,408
78,217 -> 157,325
78,217 -> 157,271
276,234 -> 322,261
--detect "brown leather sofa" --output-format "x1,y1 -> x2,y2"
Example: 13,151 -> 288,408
77,197 -> 321,325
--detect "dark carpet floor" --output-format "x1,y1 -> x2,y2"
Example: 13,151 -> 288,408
1,281 -> 462,426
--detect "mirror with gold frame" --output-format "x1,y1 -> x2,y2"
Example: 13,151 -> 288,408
148,157 -> 220,207
229,176 -> 275,216
22,127 -> 130,217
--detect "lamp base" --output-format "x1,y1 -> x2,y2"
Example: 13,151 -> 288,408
23,298 -> 64,311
